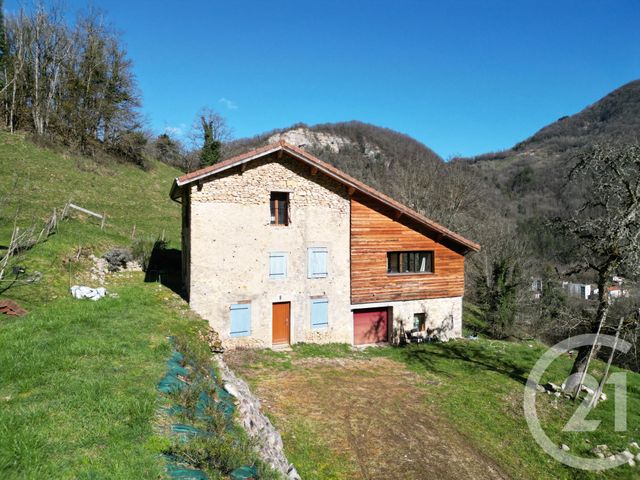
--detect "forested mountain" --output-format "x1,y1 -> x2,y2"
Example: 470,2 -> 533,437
461,80 -> 640,219
223,81 -> 640,272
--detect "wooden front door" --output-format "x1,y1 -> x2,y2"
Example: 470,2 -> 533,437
353,308 -> 388,345
272,302 -> 291,345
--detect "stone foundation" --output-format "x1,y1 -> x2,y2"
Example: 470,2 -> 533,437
353,296 -> 463,342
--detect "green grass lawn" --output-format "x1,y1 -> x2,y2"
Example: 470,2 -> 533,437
0,134 -> 204,479
228,341 -> 640,480
0,279 -> 206,479
378,340 -> 640,479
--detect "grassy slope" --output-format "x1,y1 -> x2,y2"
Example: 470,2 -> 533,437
0,280 -> 205,479
0,135 -> 199,478
0,132 -> 182,308
0,132 -> 181,241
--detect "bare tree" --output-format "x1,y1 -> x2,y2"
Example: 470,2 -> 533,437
4,9 -> 27,132
27,3 -> 71,135
557,144 -> 640,393
469,220 -> 530,338
0,4 -> 141,162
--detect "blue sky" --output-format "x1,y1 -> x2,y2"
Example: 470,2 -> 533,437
6,0 -> 640,158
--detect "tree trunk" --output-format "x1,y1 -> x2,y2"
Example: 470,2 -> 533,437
568,344 -> 601,379
565,266 -> 612,394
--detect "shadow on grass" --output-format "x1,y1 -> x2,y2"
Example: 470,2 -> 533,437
392,341 -> 531,386
144,245 -> 186,300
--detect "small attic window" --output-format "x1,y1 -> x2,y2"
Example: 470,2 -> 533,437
270,192 -> 289,226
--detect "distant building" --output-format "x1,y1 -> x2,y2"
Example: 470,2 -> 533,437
562,281 -> 592,300
607,285 -> 628,299
531,278 -> 543,299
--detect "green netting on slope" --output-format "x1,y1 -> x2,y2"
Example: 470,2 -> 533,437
215,385 -> 232,401
230,465 -> 258,479
216,399 -> 235,419
194,391 -> 214,421
158,372 -> 187,394
164,404 -> 188,416
167,360 -> 189,377
164,455 -> 209,480
158,342 -> 259,479
171,423 -> 213,441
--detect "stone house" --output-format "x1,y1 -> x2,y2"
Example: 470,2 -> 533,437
170,141 -> 480,348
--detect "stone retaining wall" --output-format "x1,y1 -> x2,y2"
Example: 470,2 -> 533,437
215,355 -> 301,480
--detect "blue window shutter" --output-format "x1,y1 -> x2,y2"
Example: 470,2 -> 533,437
230,303 -> 251,337
269,252 -> 287,279
308,248 -> 328,278
311,298 -> 329,328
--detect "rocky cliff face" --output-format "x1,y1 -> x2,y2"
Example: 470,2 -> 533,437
267,126 -> 382,158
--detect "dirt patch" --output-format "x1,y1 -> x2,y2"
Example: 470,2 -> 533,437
227,353 -> 510,480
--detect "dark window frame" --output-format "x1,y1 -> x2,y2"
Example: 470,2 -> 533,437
386,251 -> 434,275
270,191 -> 289,226
413,313 -> 426,331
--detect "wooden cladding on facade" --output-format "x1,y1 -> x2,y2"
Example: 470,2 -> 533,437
350,195 -> 465,304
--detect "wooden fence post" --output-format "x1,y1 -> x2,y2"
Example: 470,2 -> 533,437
101,213 -> 106,230
589,316 -> 625,408
131,224 -> 136,240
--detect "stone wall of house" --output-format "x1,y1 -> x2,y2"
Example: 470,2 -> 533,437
189,155 -> 353,348
353,296 -> 463,342
192,156 -> 349,214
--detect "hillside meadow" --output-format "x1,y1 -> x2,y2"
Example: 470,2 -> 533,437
1,135 -> 639,479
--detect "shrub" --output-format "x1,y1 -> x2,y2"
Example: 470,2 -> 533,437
102,248 -> 133,272
108,130 -> 149,169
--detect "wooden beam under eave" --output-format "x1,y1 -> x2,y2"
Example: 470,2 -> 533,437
394,210 -> 403,221
197,180 -> 203,191
240,162 -> 247,173
310,166 -> 318,176
277,149 -> 284,159
347,186 -> 356,197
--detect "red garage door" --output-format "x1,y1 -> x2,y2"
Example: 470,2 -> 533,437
353,308 -> 388,345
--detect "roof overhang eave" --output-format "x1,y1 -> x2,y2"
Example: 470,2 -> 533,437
171,144 -> 481,253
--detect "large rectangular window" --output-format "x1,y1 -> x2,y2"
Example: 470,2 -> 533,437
387,251 -> 433,274
270,192 -> 289,225
230,303 -> 251,337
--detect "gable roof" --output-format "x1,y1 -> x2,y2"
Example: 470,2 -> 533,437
170,141 -> 480,253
